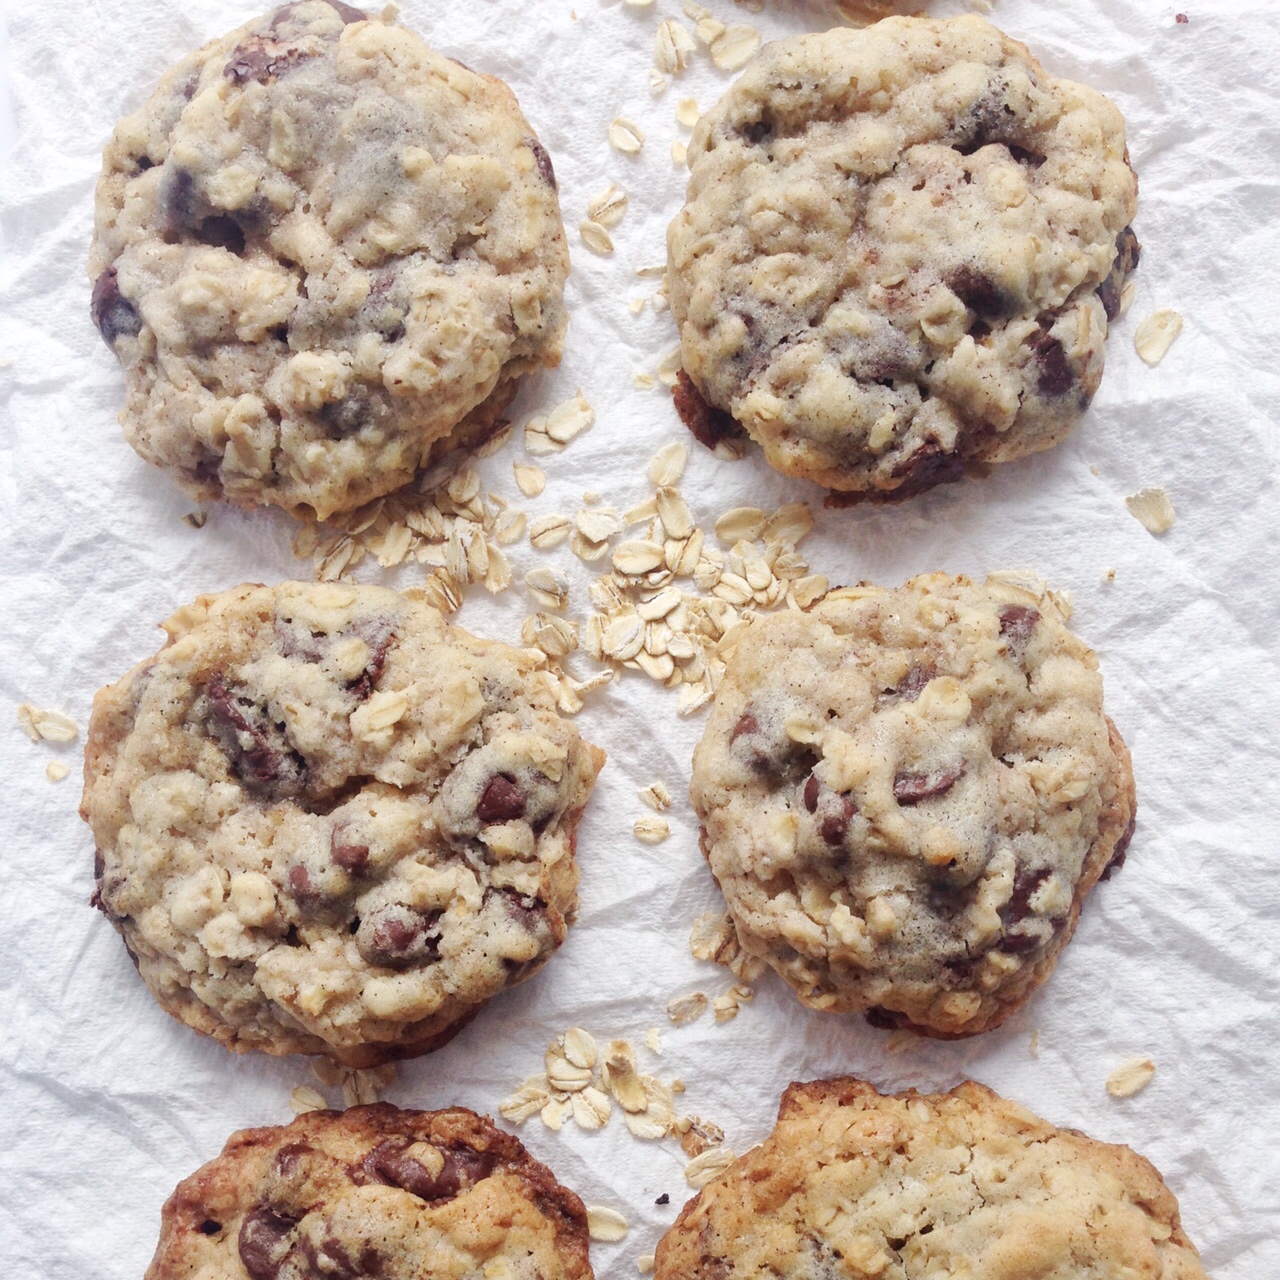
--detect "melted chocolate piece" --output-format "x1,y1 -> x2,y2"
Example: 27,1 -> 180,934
999,865 -> 1052,946
894,665 -> 934,702
893,765 -> 964,805
730,713 -> 757,745
998,604 -> 1040,651
890,440 -> 966,499
1097,225 -> 1141,322
357,905 -> 443,969
476,775 -> 526,824
197,1219 -> 222,1235
224,39 -> 316,85
672,369 -> 747,454
274,1143 -> 314,1177
820,798 -> 857,848
90,267 -> 142,348
206,674 -> 307,795
365,1139 -> 497,1202
863,1006 -> 900,1031
802,773 -> 820,813
299,1234 -> 380,1280
238,1206 -> 301,1280
330,823 -> 370,873
526,137 -> 557,189
945,266 -> 1010,317
346,620 -> 395,702
1025,328 -> 1074,397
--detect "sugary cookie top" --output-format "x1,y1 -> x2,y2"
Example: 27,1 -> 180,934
668,16 -> 1138,497
690,573 -> 1134,1035
146,1104 -> 593,1280
90,2 -> 568,519
655,1079 -> 1206,1280
81,582 -> 604,1064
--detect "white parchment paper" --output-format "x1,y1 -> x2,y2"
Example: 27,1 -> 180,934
2,1 -> 1278,1275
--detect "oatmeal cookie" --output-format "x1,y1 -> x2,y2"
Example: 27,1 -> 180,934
689,572 -> 1135,1036
89,2 -> 568,520
654,1079 -> 1206,1280
81,582 -> 605,1066
668,16 -> 1139,500
146,1103 -> 593,1280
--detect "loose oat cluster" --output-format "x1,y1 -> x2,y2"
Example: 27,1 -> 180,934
89,2 -> 568,519
81,582 -> 604,1065
691,572 -> 1136,1037
654,1079 -> 1208,1280
143,1104 -> 593,1280
668,16 -> 1140,500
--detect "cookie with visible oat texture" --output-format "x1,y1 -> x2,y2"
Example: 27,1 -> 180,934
145,1104 -> 593,1280
668,16 -> 1138,501
89,2 -> 568,520
81,582 -> 604,1066
689,572 -> 1135,1037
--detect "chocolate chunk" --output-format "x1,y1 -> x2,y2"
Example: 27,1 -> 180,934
864,1006 -> 900,1031
274,1143 -> 314,1177
730,713 -> 758,745
206,674 -> 307,795
1097,225 -> 1141,322
802,773 -> 820,813
526,137 -> 557,189
476,775 -> 526,824
325,1 -> 369,20
90,267 -> 142,348
673,369 -> 747,454
998,605 -> 1040,651
224,39 -> 314,85
944,954 -> 976,985
1005,144 -> 1046,168
238,1205 -> 301,1280
890,440 -> 966,499
1025,329 -> 1074,397
1099,813 -> 1136,882
365,1139 -> 496,1202
894,665 -> 934,703
319,387 -> 376,438
945,266 -> 1009,317
1001,866 -> 1050,929
737,118 -> 774,146
655,1193 -> 670,1206
494,888 -> 550,933
286,863 -> 324,911
346,620 -> 396,702
330,824 -> 370,873
192,214 -> 246,254
820,800 -> 856,847
894,765 -> 964,805
299,1234 -> 379,1280
357,905 -> 442,969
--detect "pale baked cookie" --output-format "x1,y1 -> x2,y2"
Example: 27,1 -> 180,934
89,2 -> 568,520
689,572 -> 1135,1036
145,1103 -> 593,1280
668,16 -> 1139,500
81,582 -> 605,1066
655,1079 -> 1207,1280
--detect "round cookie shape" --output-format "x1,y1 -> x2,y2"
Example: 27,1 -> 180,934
654,1079 -> 1207,1280
145,1103 -> 593,1280
689,572 -> 1135,1036
89,2 -> 569,520
667,16 -> 1139,500
81,582 -> 605,1065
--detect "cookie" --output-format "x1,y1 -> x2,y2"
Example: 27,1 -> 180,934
81,582 -> 605,1065
89,2 -> 568,520
655,1079 -> 1206,1280
667,16 -> 1139,500
145,1103 -> 593,1280
689,572 -> 1135,1036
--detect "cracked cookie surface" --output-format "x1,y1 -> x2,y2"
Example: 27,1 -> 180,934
654,1079 -> 1206,1280
668,16 -> 1138,500
89,2 -> 568,520
689,573 -> 1135,1036
81,582 -> 605,1066
146,1104 -> 593,1280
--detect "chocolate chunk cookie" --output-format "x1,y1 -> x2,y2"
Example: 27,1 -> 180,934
81,583 -> 605,1065
655,1079 -> 1206,1280
668,16 -> 1139,500
145,1104 -> 593,1280
689,573 -> 1135,1037
89,3 -> 568,519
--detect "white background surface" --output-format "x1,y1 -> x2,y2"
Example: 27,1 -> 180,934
2,0 -> 1278,1276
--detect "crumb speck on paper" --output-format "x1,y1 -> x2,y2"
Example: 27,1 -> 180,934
1175,12 -> 1189,23
1106,1056 -> 1156,1098
184,510 -> 207,528
1125,487 -> 1176,535
45,760 -> 70,783
1102,567 -> 1117,584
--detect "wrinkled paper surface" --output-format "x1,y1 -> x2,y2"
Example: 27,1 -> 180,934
2,1 -> 1278,1276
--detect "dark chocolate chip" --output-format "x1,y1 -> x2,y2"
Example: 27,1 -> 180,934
90,267 -> 142,348
1006,144 -> 1046,168
945,266 -> 1009,317
655,1193 -> 670,1206
238,1205 -> 301,1280
526,137 -> 557,189
1097,225 -> 1141,322
476,775 -> 526,824
299,1234 -> 379,1280
1001,866 -> 1050,928
730,713 -> 758,745
802,773 -> 820,813
672,369 -> 747,455
998,605 -> 1040,651
894,665 -> 934,703
274,1143 -> 313,1177
889,440 -> 966,499
193,214 -> 246,254
330,824 -> 370,873
318,387 -> 376,438
197,1219 -> 222,1236
206,674 -> 307,795
224,39 -> 315,85
357,905 -> 442,969
346,620 -> 395,702
1025,328 -> 1074,397
736,117 -> 774,146
820,797 -> 857,847
365,1139 -> 496,1202
894,765 -> 965,805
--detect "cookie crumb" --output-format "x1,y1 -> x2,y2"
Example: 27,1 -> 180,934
587,1206 -> 629,1243
1134,309 -> 1183,366
1029,1029 -> 1041,1057
634,815 -> 671,844
1125,487 -> 1176,535
671,140 -> 688,166
1102,567 -> 1117,584
45,760 -> 70,783
884,1030 -> 918,1054
1175,12 -> 1189,23
1106,1056 -> 1156,1098
184,510 -> 207,528
17,703 -> 78,743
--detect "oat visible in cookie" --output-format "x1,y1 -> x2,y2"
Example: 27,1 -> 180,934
81,582 -> 605,1065
654,1079 -> 1207,1279
689,573 -> 1136,1037
143,1103 -> 593,1280
89,3 -> 568,519
668,16 -> 1139,500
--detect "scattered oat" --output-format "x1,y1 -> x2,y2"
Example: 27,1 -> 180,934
547,1040 -> 593,1094
884,1030 -> 918,1054
587,1206 -> 629,1244
563,1027 -> 599,1070
713,507 -> 767,544
525,566 -> 571,610
341,1065 -> 395,1108
648,442 -> 688,488
587,184 -> 629,229
1106,1056 -> 1156,1098
546,393 -> 596,445
572,1086 -> 614,1131
711,983 -> 753,1023
576,507 -> 621,545
634,815 -> 671,844
655,18 -> 697,74
685,1146 -> 736,1188
1134,309 -> 1183,366
710,25 -> 760,71
676,98 -> 700,129
689,912 -> 766,981
609,117 -> 645,155
656,345 -> 683,388
694,16 -> 725,45
671,140 -> 688,166
1125,487 -> 1176,535
184,510 -> 207,529
638,781 -> 673,811
45,760 -> 70,783
522,613 -> 578,658
513,462 -> 545,497
529,514 -> 573,550
666,991 -> 709,1024
541,1096 -> 571,1131
312,1059 -> 345,1087
17,704 -> 78,743
579,219 -> 614,256
638,1255 -> 656,1275
644,1027 -> 662,1054
290,1085 -> 328,1115
500,1075 -> 553,1124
